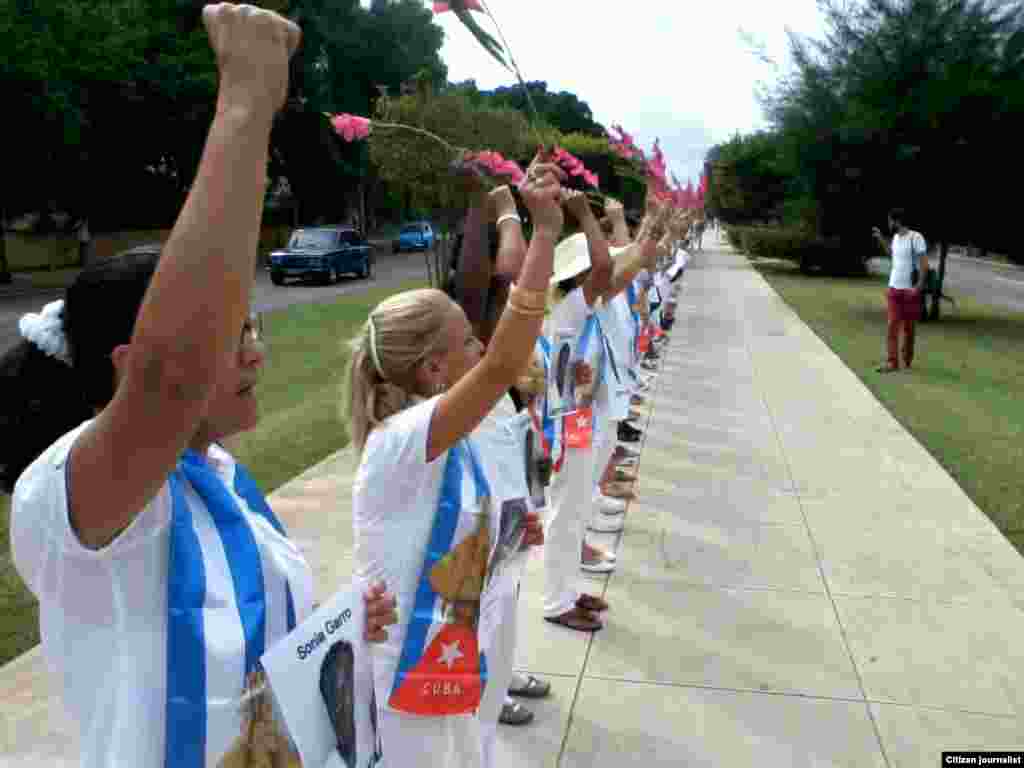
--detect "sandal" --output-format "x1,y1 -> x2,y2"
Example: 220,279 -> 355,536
544,607 -> 603,632
603,482 -> 636,500
508,674 -> 551,699
499,700 -> 535,726
576,593 -> 609,612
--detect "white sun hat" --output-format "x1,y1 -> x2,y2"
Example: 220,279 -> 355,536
551,232 -> 591,285
551,233 -> 635,285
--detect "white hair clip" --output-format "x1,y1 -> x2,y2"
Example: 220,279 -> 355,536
367,315 -> 386,379
19,300 -> 72,366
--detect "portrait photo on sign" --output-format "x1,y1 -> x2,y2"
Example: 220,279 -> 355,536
524,430 -> 549,510
487,498 -> 528,585
320,641 -> 356,768
548,330 -> 577,418
260,586 -> 380,768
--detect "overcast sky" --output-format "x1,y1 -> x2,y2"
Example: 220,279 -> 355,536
428,0 -> 827,185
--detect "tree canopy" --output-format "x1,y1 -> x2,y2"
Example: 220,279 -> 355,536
706,0 -> 1024,260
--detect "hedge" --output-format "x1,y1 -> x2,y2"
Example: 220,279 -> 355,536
726,225 -> 868,276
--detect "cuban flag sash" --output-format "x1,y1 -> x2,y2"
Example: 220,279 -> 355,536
165,450 -> 306,767
387,439 -> 493,716
528,336 -> 565,472
625,283 -> 641,366
576,314 -> 606,397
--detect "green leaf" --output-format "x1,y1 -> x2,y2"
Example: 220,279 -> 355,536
452,8 -> 510,71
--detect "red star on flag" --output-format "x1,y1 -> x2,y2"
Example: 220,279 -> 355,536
388,623 -> 483,715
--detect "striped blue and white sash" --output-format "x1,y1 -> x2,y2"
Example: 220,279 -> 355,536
165,450 -> 307,766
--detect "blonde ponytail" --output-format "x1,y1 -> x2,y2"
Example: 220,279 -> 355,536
342,289 -> 455,453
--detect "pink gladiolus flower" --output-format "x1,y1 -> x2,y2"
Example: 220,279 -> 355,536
582,170 -> 599,189
330,113 -> 372,142
463,150 -> 525,184
433,0 -> 484,12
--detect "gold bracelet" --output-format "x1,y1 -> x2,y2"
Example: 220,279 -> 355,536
509,283 -> 548,311
505,300 -> 547,317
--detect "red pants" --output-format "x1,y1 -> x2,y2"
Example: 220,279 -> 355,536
886,288 -> 920,368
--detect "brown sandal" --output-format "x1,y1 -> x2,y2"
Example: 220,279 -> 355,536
545,607 -> 603,632
576,593 -> 609,612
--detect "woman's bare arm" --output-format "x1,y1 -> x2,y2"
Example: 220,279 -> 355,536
427,161 -> 564,461
68,6 -> 300,548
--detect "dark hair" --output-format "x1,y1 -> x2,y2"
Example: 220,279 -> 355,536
0,245 -> 161,492
444,222 -> 500,303
888,208 -> 906,226
557,276 -> 579,296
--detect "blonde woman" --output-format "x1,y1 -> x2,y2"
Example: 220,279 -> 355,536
344,156 -> 564,767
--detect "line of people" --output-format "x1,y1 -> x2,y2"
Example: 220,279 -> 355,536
1,6 -> 698,767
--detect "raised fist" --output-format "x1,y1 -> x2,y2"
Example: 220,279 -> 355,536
203,3 -> 301,116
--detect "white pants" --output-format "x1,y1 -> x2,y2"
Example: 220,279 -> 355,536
543,445 -> 593,616
477,585 -> 519,768
378,708 -> 480,768
592,417 -> 619,489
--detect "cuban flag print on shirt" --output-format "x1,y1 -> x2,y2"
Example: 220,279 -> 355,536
388,440 -> 493,716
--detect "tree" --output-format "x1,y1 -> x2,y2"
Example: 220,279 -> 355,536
368,87 -> 532,222
267,0 -> 449,224
705,132 -> 793,225
712,0 -> 1024,302
468,80 -> 607,138
766,0 -> 1024,256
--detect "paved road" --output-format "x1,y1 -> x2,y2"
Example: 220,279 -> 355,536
0,245 -> 435,355
871,253 -> 1024,313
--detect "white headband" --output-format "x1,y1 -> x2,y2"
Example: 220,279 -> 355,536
19,300 -> 72,366
367,315 -> 386,379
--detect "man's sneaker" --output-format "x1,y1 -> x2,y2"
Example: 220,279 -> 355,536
588,516 -> 624,533
594,493 -> 627,515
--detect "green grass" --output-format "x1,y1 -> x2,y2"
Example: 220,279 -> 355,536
0,280 -> 424,666
754,260 -> 1024,554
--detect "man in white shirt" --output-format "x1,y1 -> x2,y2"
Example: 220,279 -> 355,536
872,208 -> 928,373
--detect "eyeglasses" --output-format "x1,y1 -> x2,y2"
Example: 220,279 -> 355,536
241,311 -> 264,347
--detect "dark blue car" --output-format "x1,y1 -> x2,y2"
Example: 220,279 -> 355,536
392,221 -> 435,254
269,227 -> 373,285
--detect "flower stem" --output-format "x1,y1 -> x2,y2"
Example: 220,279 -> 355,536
371,121 -> 463,156
477,0 -> 545,148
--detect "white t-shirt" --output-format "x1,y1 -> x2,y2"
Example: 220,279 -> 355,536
606,293 -> 636,371
595,298 -> 631,423
354,396 -> 511,714
11,421 -> 314,767
889,230 -> 927,289
543,285 -> 591,340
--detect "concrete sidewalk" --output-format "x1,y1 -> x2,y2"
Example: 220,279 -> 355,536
3,232 -> 1023,766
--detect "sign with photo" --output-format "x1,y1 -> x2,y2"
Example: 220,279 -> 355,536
546,330 -> 578,419
261,586 -> 382,768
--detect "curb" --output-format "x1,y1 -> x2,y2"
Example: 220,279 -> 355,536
947,252 -> 1022,270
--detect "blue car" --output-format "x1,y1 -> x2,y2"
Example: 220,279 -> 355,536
269,226 -> 373,285
392,221 -> 435,254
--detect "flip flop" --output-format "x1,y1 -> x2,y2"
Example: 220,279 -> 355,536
508,674 -> 551,699
545,607 -> 603,633
576,593 -> 609,612
500,700 -> 535,725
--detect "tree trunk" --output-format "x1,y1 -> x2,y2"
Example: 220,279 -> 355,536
931,241 -> 948,321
